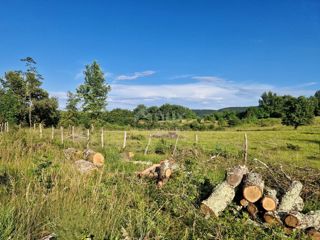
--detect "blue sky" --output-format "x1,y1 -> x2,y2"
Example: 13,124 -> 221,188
0,0 -> 319,109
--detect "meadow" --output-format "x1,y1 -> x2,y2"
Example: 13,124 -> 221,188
0,118 -> 319,239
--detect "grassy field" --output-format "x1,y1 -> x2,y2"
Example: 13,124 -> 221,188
0,118 -> 319,239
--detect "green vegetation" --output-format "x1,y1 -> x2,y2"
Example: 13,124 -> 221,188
0,119 -> 319,239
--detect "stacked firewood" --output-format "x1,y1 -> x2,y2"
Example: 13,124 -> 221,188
64,148 -> 105,173
201,165 -> 320,239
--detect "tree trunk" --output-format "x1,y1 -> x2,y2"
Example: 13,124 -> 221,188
243,172 -> 264,203
278,181 -> 303,212
261,187 -> 278,211
226,165 -> 248,188
200,181 -> 235,217
306,228 -> 320,240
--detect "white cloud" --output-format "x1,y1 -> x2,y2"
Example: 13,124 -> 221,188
191,75 -> 226,83
51,80 -> 316,110
115,70 -> 156,81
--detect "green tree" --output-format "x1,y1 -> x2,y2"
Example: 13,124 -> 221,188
0,71 -> 26,123
61,91 -> 80,126
0,90 -> 21,123
314,90 -> 320,116
282,96 -> 315,129
259,91 -> 284,117
21,57 -> 44,127
77,61 -> 111,122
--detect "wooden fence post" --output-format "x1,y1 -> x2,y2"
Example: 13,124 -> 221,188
173,135 -> 179,156
101,128 -> 104,148
244,133 -> 248,165
51,126 -> 54,140
39,123 -> 42,138
33,123 -> 36,131
195,133 -> 198,144
6,122 -> 9,133
72,126 -> 75,142
87,129 -> 90,148
122,131 -> 127,149
60,126 -> 64,144
144,134 -> 152,155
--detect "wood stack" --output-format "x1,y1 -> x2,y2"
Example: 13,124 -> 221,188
201,166 -> 320,239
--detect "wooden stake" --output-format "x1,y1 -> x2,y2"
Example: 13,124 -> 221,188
33,123 -> 36,130
60,126 -> 64,144
244,133 -> 248,165
87,129 -> 90,148
101,128 -> 104,148
123,131 -> 127,149
72,126 -> 75,142
173,134 -> 179,155
39,123 -> 43,138
144,134 -> 152,155
51,126 -> 54,140
195,133 -> 198,144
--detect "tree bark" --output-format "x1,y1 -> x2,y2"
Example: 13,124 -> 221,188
201,181 -> 235,217
278,181 -> 303,212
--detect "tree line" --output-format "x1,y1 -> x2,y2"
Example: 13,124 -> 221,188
1,58 -> 319,129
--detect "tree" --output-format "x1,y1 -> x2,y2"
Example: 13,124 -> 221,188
314,90 -> 320,116
60,91 -> 80,126
259,91 -> 284,118
0,71 -> 26,122
21,57 -> 44,127
77,61 -> 111,122
0,90 -> 21,123
0,57 -> 60,126
282,96 -> 315,129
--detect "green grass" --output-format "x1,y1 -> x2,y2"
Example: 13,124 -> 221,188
0,119 -> 319,239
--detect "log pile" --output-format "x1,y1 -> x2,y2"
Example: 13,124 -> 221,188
63,148 -> 105,173
201,165 -> 320,239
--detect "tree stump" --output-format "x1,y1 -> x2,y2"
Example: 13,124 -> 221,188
243,172 -> 264,203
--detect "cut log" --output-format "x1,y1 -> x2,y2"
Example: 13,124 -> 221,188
247,202 -> 259,219
240,199 -> 249,208
74,160 -> 98,174
157,160 -> 177,187
263,211 -> 283,226
226,165 -> 248,188
243,172 -> 264,203
200,181 -> 235,217
278,181 -> 303,212
137,164 -> 161,178
306,228 -> 320,240
83,149 -> 104,167
261,187 -> 278,211
285,211 -> 320,230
